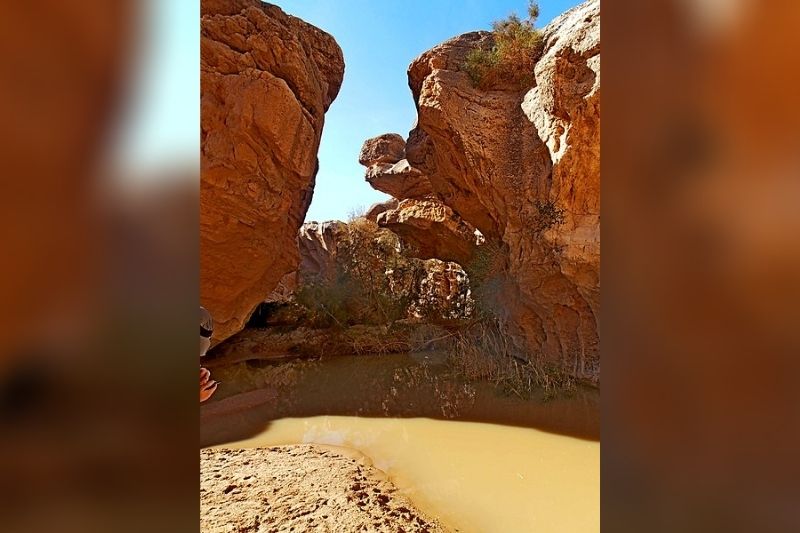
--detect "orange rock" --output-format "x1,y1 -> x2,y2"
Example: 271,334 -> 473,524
367,0 -> 600,381
200,1 -> 344,343
377,198 -> 480,266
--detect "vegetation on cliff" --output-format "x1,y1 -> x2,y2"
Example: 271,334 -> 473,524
296,218 -> 418,327
463,1 -> 544,89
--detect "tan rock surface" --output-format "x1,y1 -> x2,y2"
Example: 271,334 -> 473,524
375,0 -> 600,380
364,199 -> 399,222
365,159 -> 435,200
201,446 -> 447,533
201,0 -> 344,343
297,221 -> 347,282
377,198 -> 481,266
360,135 -> 435,200
357,133 -> 406,166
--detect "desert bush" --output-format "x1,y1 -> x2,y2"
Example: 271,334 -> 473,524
296,218 -> 423,327
463,1 -> 544,89
346,204 -> 367,222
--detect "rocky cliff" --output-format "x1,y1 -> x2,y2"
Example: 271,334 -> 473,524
200,0 -> 344,343
292,220 -> 471,324
362,0 -> 600,381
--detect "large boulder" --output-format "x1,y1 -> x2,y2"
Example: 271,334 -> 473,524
364,199 -> 399,222
360,134 -> 434,200
376,198 -> 481,266
200,0 -> 344,343
284,219 -> 473,325
373,0 -> 600,381
357,133 -> 406,166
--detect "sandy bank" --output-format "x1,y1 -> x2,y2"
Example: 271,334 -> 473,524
201,445 -> 448,532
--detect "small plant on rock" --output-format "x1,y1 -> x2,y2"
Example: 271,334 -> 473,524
463,1 -> 544,89
532,198 -> 565,233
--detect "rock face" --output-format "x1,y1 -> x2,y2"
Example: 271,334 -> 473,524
358,133 -> 406,166
367,0 -> 600,381
291,219 -> 472,323
360,134 -> 434,200
377,199 -> 481,266
364,199 -> 399,222
412,260 -> 472,321
358,135 -> 481,267
200,0 -> 344,343
297,221 -> 347,283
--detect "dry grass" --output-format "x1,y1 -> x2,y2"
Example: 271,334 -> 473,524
295,218 -> 418,327
463,1 -> 544,90
448,320 -> 575,399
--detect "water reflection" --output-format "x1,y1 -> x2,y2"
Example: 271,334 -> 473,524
202,352 -> 600,532
202,351 -> 599,445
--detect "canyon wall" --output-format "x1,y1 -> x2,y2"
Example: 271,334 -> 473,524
363,0 -> 600,381
200,0 -> 344,343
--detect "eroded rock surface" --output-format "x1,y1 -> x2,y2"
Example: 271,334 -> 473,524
200,0 -> 344,343
377,199 -> 481,266
297,221 -> 348,283
367,0 -> 600,381
365,199 -> 399,222
360,134 -> 434,200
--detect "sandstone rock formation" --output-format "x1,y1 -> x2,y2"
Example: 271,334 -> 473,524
377,199 -> 481,266
365,199 -> 399,222
358,135 -> 482,267
297,221 -> 347,283
360,133 -> 434,200
365,0 -> 600,381
290,219 -> 471,323
358,133 -> 406,166
412,260 -> 472,320
200,0 -> 344,343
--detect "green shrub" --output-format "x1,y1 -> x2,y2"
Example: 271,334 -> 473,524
463,1 -> 544,89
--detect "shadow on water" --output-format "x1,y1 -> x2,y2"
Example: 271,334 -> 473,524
201,350 -> 599,447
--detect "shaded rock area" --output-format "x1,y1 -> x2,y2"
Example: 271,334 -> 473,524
201,446 -> 447,533
209,219 -> 470,368
206,322 -> 451,368
200,0 -> 344,343
361,0 -> 600,382
285,219 -> 471,327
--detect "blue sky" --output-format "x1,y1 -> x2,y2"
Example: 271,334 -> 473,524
116,1 -> 579,212
277,0 -> 581,222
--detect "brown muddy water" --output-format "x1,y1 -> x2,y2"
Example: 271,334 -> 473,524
202,351 -> 599,532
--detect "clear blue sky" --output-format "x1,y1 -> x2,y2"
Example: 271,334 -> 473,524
277,0 -> 581,222
116,1 -> 579,209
